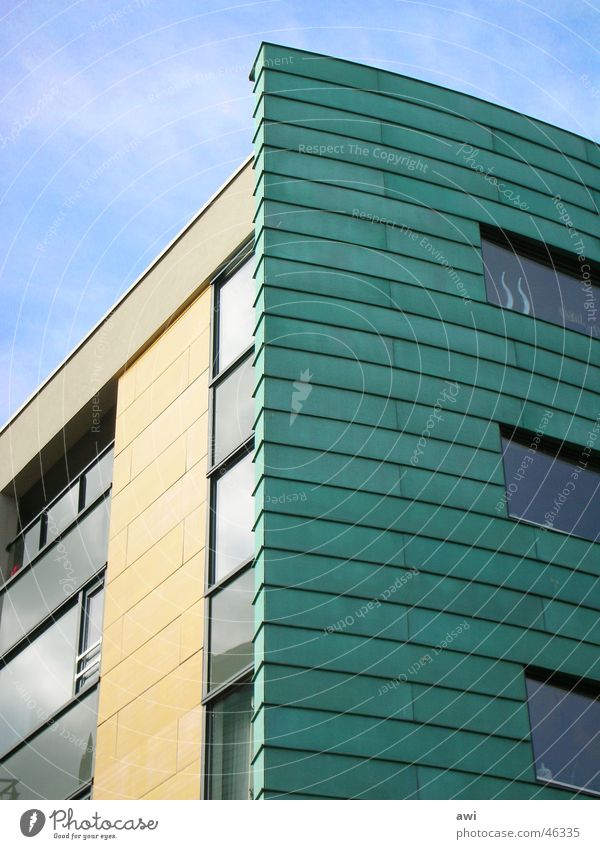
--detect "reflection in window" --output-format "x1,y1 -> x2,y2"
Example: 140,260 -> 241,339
76,585 -> 105,692
0,606 -> 79,755
526,675 -> 600,795
207,682 -> 253,799
482,233 -> 599,337
501,432 -> 600,542
0,688 -> 98,801
212,355 -> 254,466
217,261 -> 255,373
208,567 -> 254,690
212,452 -> 255,584
0,497 -> 111,655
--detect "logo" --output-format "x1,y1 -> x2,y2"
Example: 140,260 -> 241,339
290,368 -> 313,424
20,810 -> 46,837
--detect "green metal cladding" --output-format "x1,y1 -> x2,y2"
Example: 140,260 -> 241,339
250,43 -> 600,799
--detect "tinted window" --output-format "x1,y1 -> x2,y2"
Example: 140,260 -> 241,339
83,449 -> 114,507
217,262 -> 254,373
212,355 -> 254,466
212,453 -> 255,583
482,236 -> 599,338
501,434 -> 600,542
208,567 -> 254,690
0,688 -> 98,800
0,606 -> 79,755
46,485 -> 80,543
207,682 -> 252,799
0,498 -> 110,655
526,676 -> 600,795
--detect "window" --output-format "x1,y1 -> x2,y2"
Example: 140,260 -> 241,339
76,583 -> 105,692
0,606 -> 80,755
500,429 -> 600,542
0,688 -> 98,801
526,673 -> 600,795
481,228 -> 598,338
205,249 -> 255,799
215,260 -> 255,374
0,496 -> 111,655
211,451 -> 255,584
208,567 -> 254,691
0,577 -> 105,758
206,680 -> 253,800
212,355 -> 254,466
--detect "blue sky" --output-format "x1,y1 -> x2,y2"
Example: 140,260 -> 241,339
1,0 -> 598,425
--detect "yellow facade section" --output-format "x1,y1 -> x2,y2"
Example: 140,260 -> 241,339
94,287 -> 211,800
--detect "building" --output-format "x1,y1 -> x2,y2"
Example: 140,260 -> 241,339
0,43 -> 599,801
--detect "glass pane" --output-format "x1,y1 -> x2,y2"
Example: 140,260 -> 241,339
213,356 -> 254,465
218,261 -> 254,372
0,687 -> 98,800
213,453 -> 254,583
0,605 -> 79,756
527,677 -> 600,794
209,567 -> 254,690
0,498 -> 110,655
77,588 -> 104,691
46,485 -> 80,543
207,683 -> 252,799
482,238 -> 599,338
83,449 -> 114,507
21,520 -> 43,569
501,436 -> 600,541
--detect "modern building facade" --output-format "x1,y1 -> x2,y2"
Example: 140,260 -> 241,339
0,43 -> 599,801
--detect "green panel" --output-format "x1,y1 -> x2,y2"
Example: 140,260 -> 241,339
252,42 -> 600,801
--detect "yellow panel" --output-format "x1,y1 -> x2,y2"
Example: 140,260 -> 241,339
97,281 -> 213,799
129,372 -> 209,480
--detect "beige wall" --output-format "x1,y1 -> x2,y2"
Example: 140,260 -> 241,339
93,286 -> 211,799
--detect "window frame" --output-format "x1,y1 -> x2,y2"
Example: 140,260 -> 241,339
0,570 -> 105,763
499,424 -> 600,541
480,225 -> 599,336
202,240 -> 256,800
525,668 -> 600,798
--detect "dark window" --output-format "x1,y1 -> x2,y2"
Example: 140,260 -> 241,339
500,430 -> 600,542
212,354 -> 254,467
211,451 -> 255,584
0,496 -> 111,655
526,674 -> 600,795
481,229 -> 598,338
208,567 -> 254,691
0,688 -> 98,801
0,606 -> 80,756
206,680 -> 253,800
